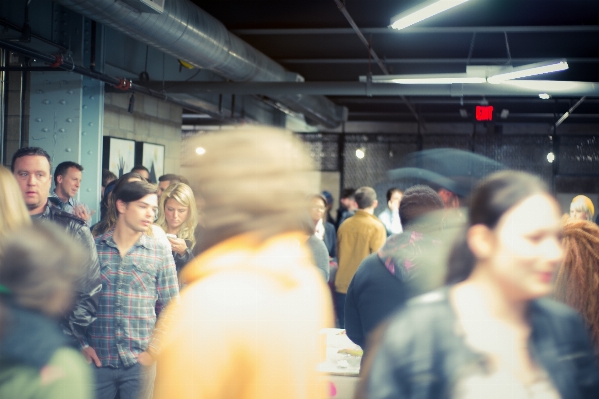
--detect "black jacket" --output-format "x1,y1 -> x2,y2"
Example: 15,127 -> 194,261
37,202 -> 101,347
366,288 -> 599,399
346,230 -> 441,350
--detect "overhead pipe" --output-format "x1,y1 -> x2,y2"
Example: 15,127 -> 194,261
136,81 -> 599,97
332,0 -> 422,125
0,40 -> 226,120
53,0 -> 346,128
555,96 -> 587,126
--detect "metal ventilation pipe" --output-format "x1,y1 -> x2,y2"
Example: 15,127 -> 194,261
53,0 -> 347,128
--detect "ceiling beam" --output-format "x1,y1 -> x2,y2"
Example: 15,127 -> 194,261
278,57 -> 599,65
233,26 -> 599,35
137,81 -> 599,97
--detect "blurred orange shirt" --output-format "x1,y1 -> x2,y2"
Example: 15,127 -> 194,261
153,232 -> 334,399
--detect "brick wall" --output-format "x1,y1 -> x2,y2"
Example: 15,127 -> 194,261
103,92 -> 182,175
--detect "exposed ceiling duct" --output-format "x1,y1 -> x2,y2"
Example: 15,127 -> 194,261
53,0 -> 347,128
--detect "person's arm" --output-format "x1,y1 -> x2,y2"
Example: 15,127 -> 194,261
145,245 -> 180,359
65,224 -> 102,349
345,279 -> 365,349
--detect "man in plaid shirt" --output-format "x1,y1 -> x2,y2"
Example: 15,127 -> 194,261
84,179 -> 179,399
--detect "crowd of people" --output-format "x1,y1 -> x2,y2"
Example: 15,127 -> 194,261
1,126 -> 599,399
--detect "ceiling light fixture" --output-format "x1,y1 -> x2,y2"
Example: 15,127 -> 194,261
487,60 -> 568,84
390,0 -> 470,31
361,73 -> 485,84
539,93 -> 551,100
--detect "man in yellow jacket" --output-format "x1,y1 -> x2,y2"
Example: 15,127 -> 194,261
335,187 -> 387,328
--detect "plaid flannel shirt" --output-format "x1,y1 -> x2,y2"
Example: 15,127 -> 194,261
85,228 -> 179,368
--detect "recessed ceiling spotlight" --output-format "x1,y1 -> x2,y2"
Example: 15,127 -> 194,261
500,109 -> 509,119
356,148 -> 365,159
547,152 -> 555,163
195,147 -> 206,155
539,93 -> 551,100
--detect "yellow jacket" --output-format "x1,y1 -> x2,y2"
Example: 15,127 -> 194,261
153,232 -> 334,399
336,210 -> 387,293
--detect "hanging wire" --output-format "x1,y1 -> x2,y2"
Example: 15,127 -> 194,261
503,32 -> 512,65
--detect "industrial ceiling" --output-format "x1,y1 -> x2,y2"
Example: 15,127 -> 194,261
186,0 -> 599,127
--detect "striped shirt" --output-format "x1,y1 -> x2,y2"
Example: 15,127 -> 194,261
86,228 -> 179,368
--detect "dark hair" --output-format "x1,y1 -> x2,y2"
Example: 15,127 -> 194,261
340,188 -> 356,200
386,188 -> 403,203
399,185 -> 444,228
354,187 -> 377,209
93,172 -> 147,235
158,174 -> 181,183
102,169 -> 117,187
445,170 -> 549,284
54,161 -> 83,185
131,165 -> 150,174
11,147 -> 52,173
114,180 -> 157,207
0,222 -> 85,333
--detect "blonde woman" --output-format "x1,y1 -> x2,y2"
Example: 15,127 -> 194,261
156,182 -> 198,273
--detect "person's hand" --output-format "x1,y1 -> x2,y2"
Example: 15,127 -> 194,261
74,204 -> 96,222
388,200 -> 399,212
168,237 -> 188,255
137,351 -> 155,366
82,346 -> 102,367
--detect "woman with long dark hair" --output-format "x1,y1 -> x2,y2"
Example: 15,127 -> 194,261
363,171 -> 599,399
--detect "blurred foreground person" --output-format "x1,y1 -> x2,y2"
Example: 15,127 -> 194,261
156,182 -> 199,276
554,218 -> 599,356
0,223 -> 92,399
570,195 -> 595,221
364,171 -> 599,399
345,185 -> 443,352
0,165 -> 31,239
153,128 -> 334,399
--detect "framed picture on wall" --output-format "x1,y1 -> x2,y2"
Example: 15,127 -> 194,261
103,137 -> 136,178
135,142 -> 165,183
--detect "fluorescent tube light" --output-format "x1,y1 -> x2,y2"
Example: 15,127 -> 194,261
487,60 -> 568,84
362,73 -> 485,84
390,0 -> 470,31
391,77 -> 486,84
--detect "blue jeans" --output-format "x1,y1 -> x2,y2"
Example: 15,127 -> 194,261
93,361 -> 156,399
334,292 -> 347,329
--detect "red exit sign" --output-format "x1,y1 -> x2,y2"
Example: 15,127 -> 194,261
476,105 -> 494,121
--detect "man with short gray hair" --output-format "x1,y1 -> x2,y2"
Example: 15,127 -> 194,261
335,186 -> 386,327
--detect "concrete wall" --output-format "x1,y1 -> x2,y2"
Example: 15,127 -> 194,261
103,92 -> 182,175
